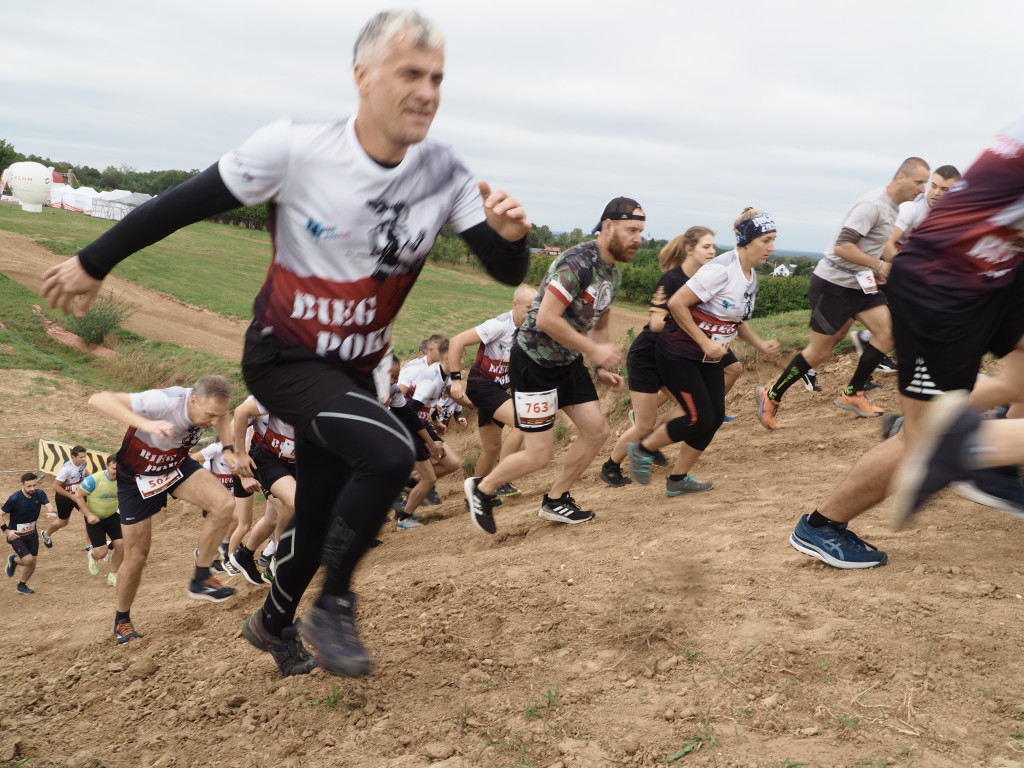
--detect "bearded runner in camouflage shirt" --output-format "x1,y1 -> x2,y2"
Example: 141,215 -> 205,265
465,197 -> 645,534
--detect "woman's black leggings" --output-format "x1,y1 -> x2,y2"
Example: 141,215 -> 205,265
655,349 -> 725,452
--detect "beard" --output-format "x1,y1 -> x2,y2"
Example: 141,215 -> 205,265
607,230 -> 639,263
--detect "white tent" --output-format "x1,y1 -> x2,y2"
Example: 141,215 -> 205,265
48,182 -> 67,208
63,186 -> 98,214
107,192 -> 152,220
91,189 -> 131,219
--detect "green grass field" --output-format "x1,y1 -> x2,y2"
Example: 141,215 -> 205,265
0,203 -> 837,385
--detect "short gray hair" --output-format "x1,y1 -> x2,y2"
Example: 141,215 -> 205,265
193,375 -> 231,404
353,9 -> 444,67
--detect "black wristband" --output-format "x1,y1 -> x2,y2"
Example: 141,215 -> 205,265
1,524 -> 7,532
449,372 -> 462,380
221,445 -> 235,453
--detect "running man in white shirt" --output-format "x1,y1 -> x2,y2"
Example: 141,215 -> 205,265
448,285 -> 536,490
41,10 -> 530,677
86,376 -> 238,645
40,446 -> 90,548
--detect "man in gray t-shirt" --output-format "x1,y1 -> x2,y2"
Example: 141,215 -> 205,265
756,158 -> 929,430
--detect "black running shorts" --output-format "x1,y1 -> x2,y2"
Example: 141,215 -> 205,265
808,274 -> 887,336
117,457 -> 203,526
251,445 -> 296,495
55,494 -> 77,520
466,376 -> 511,428
85,513 -> 122,548
887,261 -> 1024,401
508,345 -> 597,433
10,531 -> 39,559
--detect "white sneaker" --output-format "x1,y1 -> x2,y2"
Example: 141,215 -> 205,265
107,573 -> 117,587
87,551 -> 100,576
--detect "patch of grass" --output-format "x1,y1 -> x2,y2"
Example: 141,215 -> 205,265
316,683 -> 346,710
460,443 -> 481,479
476,731 -> 534,767
667,718 -> 719,761
835,713 -> 860,729
525,684 -> 562,720
65,291 -> 137,345
550,630 -> 567,648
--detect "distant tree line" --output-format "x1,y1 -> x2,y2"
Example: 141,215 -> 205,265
2,137 -> 810,316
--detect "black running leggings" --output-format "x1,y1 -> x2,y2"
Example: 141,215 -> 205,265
263,389 -> 415,632
655,349 -> 725,452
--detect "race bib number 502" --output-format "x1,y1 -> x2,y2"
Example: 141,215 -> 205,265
135,469 -> 183,499
514,388 -> 558,430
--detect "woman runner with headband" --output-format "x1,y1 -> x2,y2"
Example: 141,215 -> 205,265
625,208 -> 781,491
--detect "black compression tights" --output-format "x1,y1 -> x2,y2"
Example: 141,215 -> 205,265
261,389 -> 415,634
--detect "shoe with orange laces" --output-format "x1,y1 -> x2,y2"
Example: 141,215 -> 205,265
756,385 -> 780,430
834,389 -> 885,418
114,618 -> 141,645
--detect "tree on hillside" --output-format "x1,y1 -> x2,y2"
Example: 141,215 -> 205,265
0,139 -> 24,171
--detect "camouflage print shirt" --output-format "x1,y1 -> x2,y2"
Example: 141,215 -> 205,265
517,240 -> 621,367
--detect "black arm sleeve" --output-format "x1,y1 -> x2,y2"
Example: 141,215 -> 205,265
458,222 -> 530,286
77,163 -> 244,280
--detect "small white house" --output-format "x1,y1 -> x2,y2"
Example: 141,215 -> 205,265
772,263 -> 799,277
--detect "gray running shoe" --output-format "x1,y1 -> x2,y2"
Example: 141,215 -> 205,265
626,442 -> 655,486
665,474 -> 714,496
297,593 -> 373,678
243,610 -> 316,677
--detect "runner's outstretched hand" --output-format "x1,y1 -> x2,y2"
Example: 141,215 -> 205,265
41,256 -> 102,317
478,181 -> 530,242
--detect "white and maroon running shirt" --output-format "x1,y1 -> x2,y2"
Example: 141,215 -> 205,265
249,398 -> 297,462
55,459 -> 90,493
407,362 -> 450,423
899,116 -> 1024,298
241,395 -> 270,452
658,250 -> 758,361
115,387 -> 209,480
219,116 -> 485,373
200,442 -> 234,489
468,310 -> 516,389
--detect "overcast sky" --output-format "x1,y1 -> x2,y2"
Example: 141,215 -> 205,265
4,1 -> 1021,252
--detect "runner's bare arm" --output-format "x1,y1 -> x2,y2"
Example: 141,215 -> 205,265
41,164 -> 242,316
446,327 -> 483,403
667,286 -> 729,361
589,311 -> 625,389
535,291 -> 621,369
231,401 -> 263,478
736,322 -> 780,356
87,390 -> 176,438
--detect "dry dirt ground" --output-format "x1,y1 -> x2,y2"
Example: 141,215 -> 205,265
2,233 -> 1024,768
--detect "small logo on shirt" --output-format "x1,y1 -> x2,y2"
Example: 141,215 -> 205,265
306,218 -> 344,241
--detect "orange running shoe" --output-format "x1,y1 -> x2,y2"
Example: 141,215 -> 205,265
756,385 -> 780,430
834,390 -> 884,417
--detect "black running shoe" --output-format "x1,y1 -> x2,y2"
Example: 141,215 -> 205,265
892,391 -> 982,527
230,547 -> 265,586
297,593 -> 373,678
599,459 -> 632,488
538,494 -> 595,525
801,371 -> 821,392
243,610 -> 317,677
464,477 -> 497,534
651,450 -> 669,467
210,558 -> 227,574
188,576 -> 236,602
876,354 -> 898,374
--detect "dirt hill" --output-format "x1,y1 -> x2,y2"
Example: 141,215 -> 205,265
2,231 -> 1023,768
